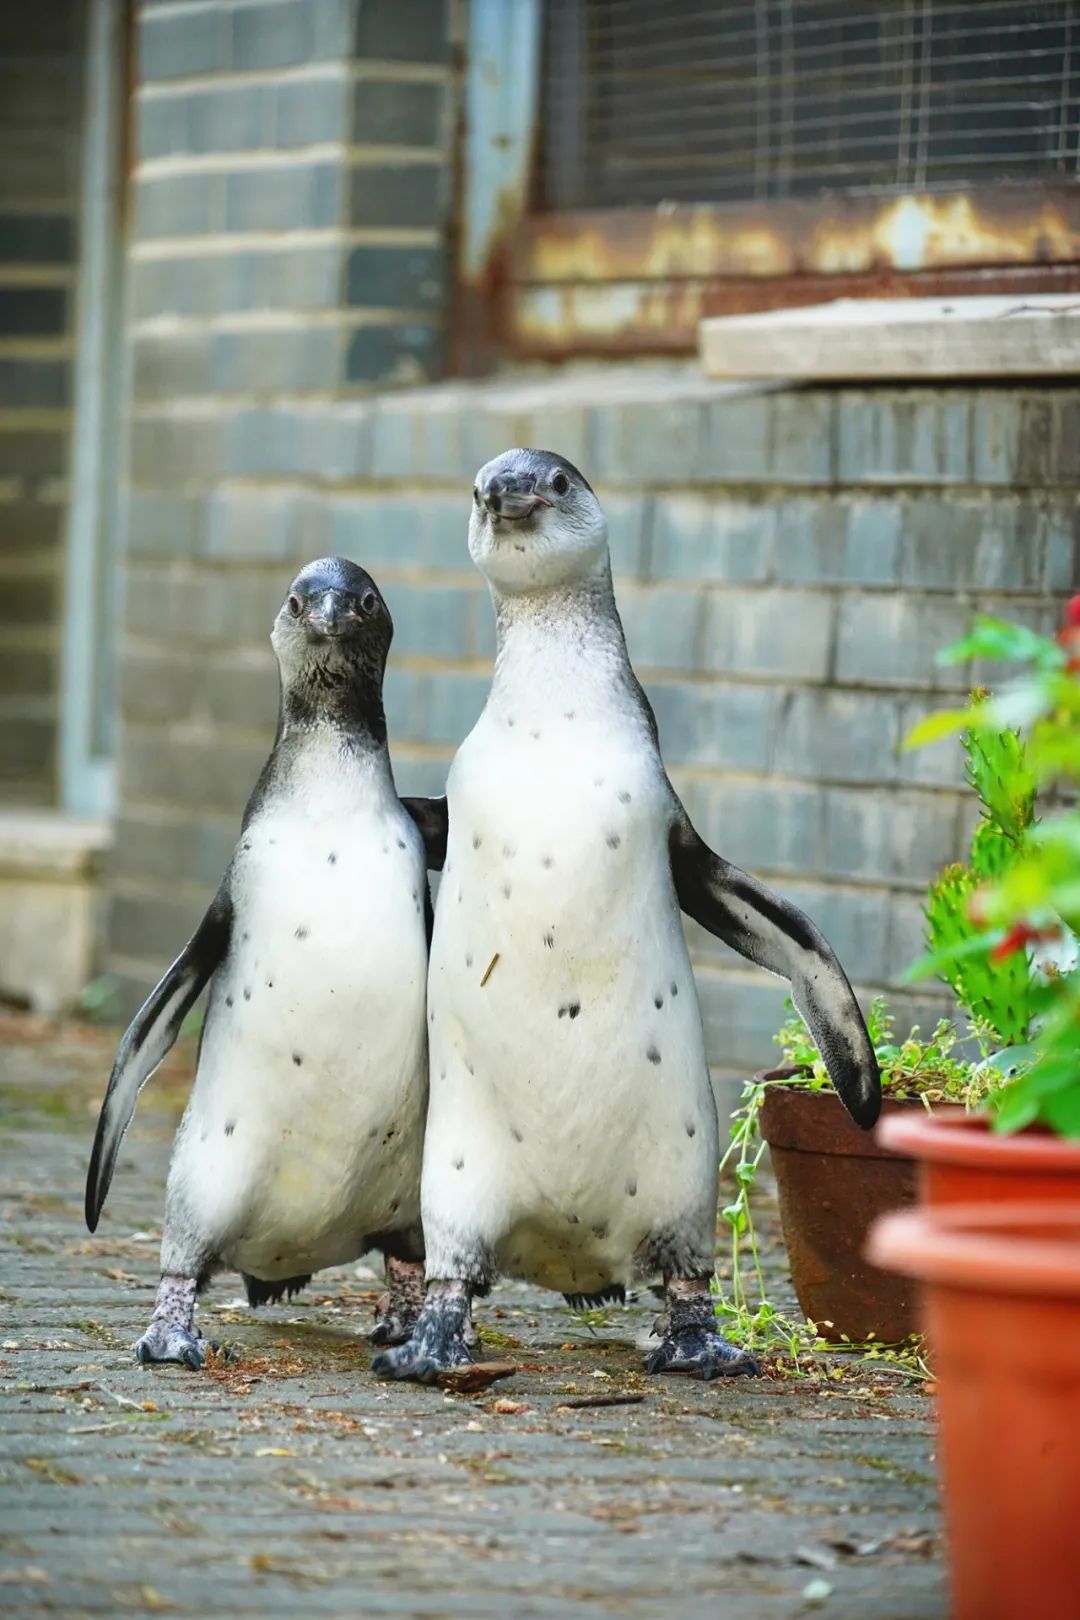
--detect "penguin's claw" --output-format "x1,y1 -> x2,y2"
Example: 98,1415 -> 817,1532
643,1328 -> 760,1380
368,1310 -> 418,1348
133,1320 -> 217,1369
371,1299 -> 474,1383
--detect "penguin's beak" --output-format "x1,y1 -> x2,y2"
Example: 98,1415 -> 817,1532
305,589 -> 348,638
482,471 -> 551,521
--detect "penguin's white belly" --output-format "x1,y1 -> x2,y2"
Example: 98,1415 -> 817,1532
171,795 -> 428,1280
426,710 -> 718,1294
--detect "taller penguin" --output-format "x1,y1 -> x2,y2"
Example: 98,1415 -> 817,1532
87,558 -> 442,1366
375,450 -> 880,1384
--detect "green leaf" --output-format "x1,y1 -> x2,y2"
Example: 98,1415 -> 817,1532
900,708 -> 973,751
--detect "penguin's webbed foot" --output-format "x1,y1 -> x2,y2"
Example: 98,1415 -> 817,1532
134,1319 -> 217,1370
372,1283 -> 473,1384
643,1327 -> 759,1380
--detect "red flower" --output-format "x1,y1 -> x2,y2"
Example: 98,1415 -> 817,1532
1064,595 -> 1080,630
1058,598 -> 1080,670
991,922 -> 1061,963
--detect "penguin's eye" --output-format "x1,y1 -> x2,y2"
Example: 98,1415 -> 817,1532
359,588 -> 379,617
550,470 -> 570,497
287,594 -> 302,617
472,486 -> 481,507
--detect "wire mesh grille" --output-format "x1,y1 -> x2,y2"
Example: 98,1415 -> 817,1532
538,0 -> 1080,209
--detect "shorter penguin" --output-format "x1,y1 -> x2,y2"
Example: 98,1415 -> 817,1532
86,558 -> 443,1366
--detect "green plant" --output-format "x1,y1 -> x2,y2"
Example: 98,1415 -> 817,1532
905,600 -> 1080,1137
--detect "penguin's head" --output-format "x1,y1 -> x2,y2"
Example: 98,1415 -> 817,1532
272,556 -> 393,695
469,448 -> 607,594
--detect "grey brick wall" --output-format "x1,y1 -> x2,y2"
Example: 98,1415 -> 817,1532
0,0 -> 85,802
108,362 -> 1077,1072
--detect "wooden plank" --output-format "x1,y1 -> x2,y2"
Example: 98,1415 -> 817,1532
699,295 -> 1080,381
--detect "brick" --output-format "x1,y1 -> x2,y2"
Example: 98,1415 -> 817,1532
351,80 -> 445,147
352,0 -> 451,62
692,963 -> 791,1072
345,244 -> 445,310
200,486 -> 315,562
383,580 -> 476,660
0,286 -> 65,336
274,73 -> 349,145
0,498 -> 63,549
1051,395 -> 1080,483
1044,497 -> 1080,592
130,413 -> 224,484
188,83 -> 274,155
120,646 -> 200,722
383,667 -> 487,747
619,585 -> 705,672
139,5 -> 230,81
887,893 -> 935,983
111,811 -> 237,889
0,565 -> 59,629
773,689 -> 900,784
133,330 -> 213,401
124,565 -> 286,648
392,754 -> 453,799
970,393 -> 1054,486
133,243 -> 343,319
110,888 -> 214,963
651,496 -> 773,584
896,694 -> 968,790
349,162 -> 447,228
136,172 -> 225,238
834,594 -> 974,690
704,588 -> 833,681
0,357 -> 68,409
212,323 -> 342,393
346,320 -> 443,385
121,725 -> 271,814
224,161 -> 341,232
822,785 -> 960,889
224,404 -> 372,479
774,497 -> 901,588
680,776 -> 826,880
231,0 -> 317,70
0,716 -> 55,783
0,212 -> 73,263
136,90 -> 192,161
649,679 -> 775,772
701,391 -> 771,482
199,651 -> 279,731
0,430 -> 67,480
836,392 -> 970,485
600,492 -> 649,579
324,492 -> 430,570
592,398 -> 706,487
126,490 -> 202,559
768,393 -> 833,484
522,403 -> 591,475
0,642 -> 54,699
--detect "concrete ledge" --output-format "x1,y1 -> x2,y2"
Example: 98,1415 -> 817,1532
0,811 -> 112,1014
700,295 -> 1080,381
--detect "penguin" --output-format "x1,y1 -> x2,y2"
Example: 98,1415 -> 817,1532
374,450 -> 881,1384
86,557 -> 444,1367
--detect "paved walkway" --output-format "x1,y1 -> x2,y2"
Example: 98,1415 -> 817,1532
1,1011 -> 944,1618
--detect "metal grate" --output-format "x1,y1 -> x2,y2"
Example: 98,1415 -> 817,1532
539,0 -> 1080,209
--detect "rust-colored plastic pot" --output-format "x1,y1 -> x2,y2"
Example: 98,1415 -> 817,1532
877,1109 -> 1080,1205
869,1202 -> 1080,1620
757,1069 -> 962,1343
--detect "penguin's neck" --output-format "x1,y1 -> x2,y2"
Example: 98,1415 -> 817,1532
279,663 -> 387,750
493,561 -> 627,674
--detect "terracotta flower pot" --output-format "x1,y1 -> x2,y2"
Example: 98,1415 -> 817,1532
757,1069 -> 962,1342
876,1109 -> 1080,1205
869,1202 -> 1080,1620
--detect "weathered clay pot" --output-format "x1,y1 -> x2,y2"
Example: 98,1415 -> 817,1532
869,1202 -> 1080,1620
757,1067 -> 961,1343
876,1109 -> 1080,1205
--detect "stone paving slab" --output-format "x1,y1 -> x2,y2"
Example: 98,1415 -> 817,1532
0,1012 -> 945,1619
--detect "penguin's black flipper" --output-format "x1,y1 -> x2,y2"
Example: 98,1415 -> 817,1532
402,795 -> 448,872
669,814 -> 881,1128
85,886 -> 232,1232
